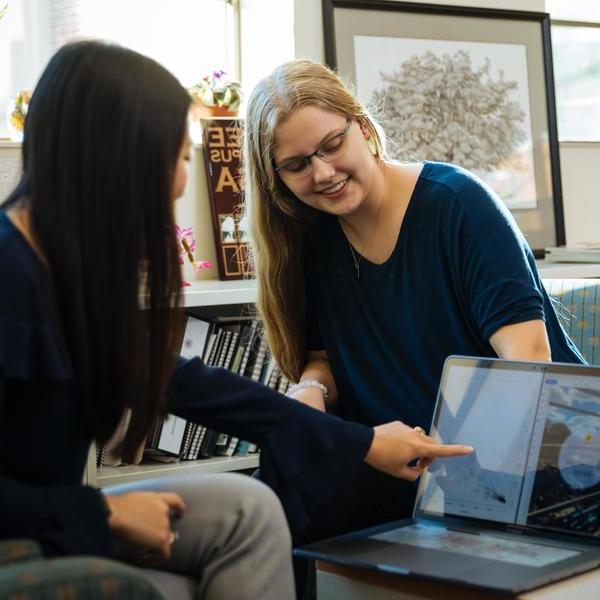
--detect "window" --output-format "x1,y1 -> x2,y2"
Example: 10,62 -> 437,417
52,0 -> 240,87
0,0 -> 240,140
547,1 -> 600,141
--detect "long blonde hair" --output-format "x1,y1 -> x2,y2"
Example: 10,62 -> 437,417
243,59 -> 386,381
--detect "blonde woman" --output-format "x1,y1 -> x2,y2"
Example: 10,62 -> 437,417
243,59 -> 584,553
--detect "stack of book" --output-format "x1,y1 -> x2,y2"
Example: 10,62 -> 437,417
545,244 -> 600,263
97,315 -> 289,467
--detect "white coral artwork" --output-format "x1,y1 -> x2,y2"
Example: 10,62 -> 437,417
354,36 -> 537,209
372,50 -> 525,172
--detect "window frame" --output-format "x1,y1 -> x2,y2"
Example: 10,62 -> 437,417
549,14 -> 600,143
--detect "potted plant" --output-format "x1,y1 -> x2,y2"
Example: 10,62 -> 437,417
175,225 -> 213,286
188,70 -> 242,117
6,89 -> 31,141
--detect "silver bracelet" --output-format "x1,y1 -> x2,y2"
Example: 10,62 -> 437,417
286,379 -> 329,400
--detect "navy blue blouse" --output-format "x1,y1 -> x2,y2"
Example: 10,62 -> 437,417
0,210 -> 373,557
305,162 -> 584,429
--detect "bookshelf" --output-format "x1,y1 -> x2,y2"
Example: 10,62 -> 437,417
97,455 -> 259,488
89,279 -> 260,488
181,279 -> 257,307
89,260 -> 600,487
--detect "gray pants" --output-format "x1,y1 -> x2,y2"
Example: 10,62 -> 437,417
105,473 -> 295,600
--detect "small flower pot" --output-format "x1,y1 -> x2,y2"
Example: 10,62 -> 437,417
195,104 -> 238,118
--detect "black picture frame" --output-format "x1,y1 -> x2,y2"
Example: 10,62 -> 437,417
323,0 -> 565,256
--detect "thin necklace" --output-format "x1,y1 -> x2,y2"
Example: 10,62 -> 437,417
344,166 -> 387,280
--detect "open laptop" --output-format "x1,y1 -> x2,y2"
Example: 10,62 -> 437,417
295,356 -> 600,594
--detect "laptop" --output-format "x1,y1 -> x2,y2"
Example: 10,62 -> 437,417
295,356 -> 600,594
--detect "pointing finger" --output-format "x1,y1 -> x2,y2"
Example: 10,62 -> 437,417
419,443 -> 473,458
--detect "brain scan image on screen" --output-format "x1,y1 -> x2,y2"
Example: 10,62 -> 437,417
559,423 -> 600,490
527,385 -> 600,536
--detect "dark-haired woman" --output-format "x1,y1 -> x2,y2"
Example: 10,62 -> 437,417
0,41 -> 472,599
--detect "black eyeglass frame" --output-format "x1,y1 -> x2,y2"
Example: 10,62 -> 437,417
273,119 -> 353,175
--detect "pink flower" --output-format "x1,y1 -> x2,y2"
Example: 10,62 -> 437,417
195,261 -> 213,270
175,224 -> 212,286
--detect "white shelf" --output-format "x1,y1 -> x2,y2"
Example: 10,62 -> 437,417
536,261 -> 600,279
87,280 -> 260,487
182,279 -> 257,307
97,454 -> 259,488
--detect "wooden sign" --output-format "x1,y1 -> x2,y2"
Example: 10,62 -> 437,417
200,118 -> 253,280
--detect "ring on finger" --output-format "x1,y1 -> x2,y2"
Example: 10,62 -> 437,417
168,531 -> 180,545
413,426 -> 427,436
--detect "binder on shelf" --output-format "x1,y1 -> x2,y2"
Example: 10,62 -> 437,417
234,440 -> 252,455
260,356 -> 279,387
99,410 -> 131,466
206,327 -> 225,365
98,409 -> 145,466
214,432 -> 230,456
180,316 -> 212,360
202,329 -> 219,363
96,308 -> 263,481
238,320 -> 259,376
198,428 -> 219,459
230,340 -> 245,374
154,413 -> 187,456
248,332 -> 268,381
215,435 -> 240,457
200,118 -> 253,280
215,330 -> 233,368
180,421 -> 196,460
223,328 -> 240,370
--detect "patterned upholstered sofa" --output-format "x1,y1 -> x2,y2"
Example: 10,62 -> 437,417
543,279 -> 600,365
1,279 -> 598,598
0,540 -> 166,598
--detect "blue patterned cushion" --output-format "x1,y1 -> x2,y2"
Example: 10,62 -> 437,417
0,556 -> 166,599
543,279 -> 600,365
0,540 -> 42,567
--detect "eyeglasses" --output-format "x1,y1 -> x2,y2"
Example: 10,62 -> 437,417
274,119 -> 352,179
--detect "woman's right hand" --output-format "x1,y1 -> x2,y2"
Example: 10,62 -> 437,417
364,421 -> 473,481
104,491 -> 186,560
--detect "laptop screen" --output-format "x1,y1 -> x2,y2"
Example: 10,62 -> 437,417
417,357 -> 600,537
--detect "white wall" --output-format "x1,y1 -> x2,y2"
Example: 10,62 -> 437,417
241,0 -> 295,100
294,0 -> 544,63
293,0 -> 600,245
2,0 -> 597,245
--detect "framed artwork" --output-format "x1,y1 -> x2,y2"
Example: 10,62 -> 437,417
322,0 -> 565,255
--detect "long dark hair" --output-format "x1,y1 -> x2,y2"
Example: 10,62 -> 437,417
3,41 -> 190,457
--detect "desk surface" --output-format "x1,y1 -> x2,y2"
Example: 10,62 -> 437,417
536,261 -> 600,279
317,561 -> 600,600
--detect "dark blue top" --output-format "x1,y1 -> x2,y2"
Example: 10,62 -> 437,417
305,162 -> 584,429
0,210 -> 372,556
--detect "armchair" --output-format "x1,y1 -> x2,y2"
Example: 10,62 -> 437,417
0,539 -> 166,599
543,278 -> 600,365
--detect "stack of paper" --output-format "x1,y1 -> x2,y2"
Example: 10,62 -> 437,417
545,244 -> 600,263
